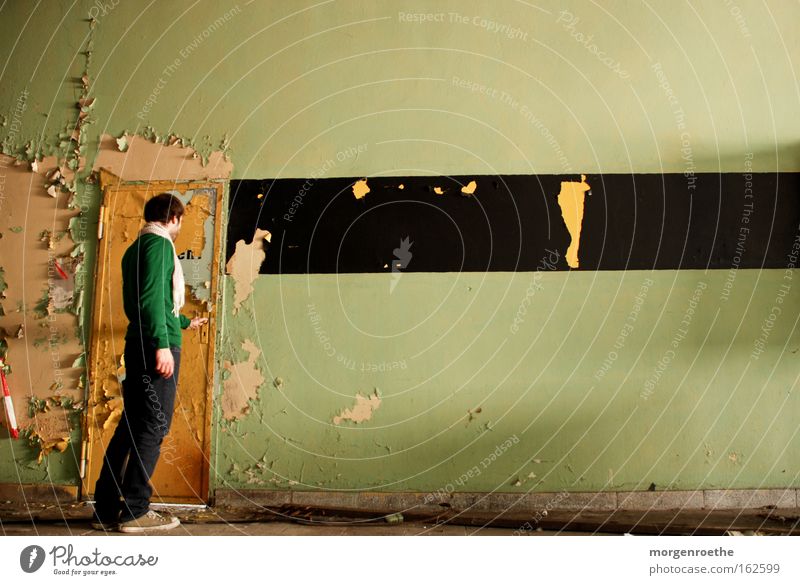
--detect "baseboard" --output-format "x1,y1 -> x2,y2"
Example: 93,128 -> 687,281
2,483 -> 795,512
214,488 -> 798,513
0,483 -> 78,504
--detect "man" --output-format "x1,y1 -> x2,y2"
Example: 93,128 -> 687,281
92,192 -> 208,533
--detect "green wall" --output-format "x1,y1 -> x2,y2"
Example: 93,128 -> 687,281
216,270 -> 800,492
2,0 -> 798,176
1,0 -> 799,494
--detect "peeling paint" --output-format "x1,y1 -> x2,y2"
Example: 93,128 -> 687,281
556,174 -> 591,269
25,396 -> 83,463
90,337 -> 124,433
49,255 -> 80,311
30,410 -> 71,462
221,339 -> 265,420
0,154 -> 83,439
93,133 -> 233,181
115,134 -> 128,152
174,192 -> 211,258
225,228 -> 270,314
333,389 -> 381,425
0,25 -> 94,458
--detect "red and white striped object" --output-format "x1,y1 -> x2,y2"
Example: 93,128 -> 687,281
0,361 -> 19,439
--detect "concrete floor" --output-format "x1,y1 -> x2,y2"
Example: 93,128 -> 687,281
1,520 -> 605,536
4,500 -> 792,535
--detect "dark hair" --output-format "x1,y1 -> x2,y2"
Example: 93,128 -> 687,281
143,192 -> 185,223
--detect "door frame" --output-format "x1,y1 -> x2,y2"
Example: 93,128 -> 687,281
80,169 -> 225,504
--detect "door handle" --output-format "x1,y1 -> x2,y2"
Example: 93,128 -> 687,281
199,311 -> 210,344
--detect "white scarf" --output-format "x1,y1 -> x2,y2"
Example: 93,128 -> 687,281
138,221 -> 185,318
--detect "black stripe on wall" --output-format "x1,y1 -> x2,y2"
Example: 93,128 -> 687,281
227,173 -> 800,273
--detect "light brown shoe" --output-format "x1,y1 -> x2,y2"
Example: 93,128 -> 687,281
91,519 -> 119,531
118,510 -> 180,533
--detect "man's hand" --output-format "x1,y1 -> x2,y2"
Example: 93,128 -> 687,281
188,317 -> 208,330
155,347 -> 175,378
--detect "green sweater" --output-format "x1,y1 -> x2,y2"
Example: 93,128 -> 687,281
122,233 -> 190,349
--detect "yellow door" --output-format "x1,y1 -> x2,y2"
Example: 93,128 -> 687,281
81,170 -> 223,503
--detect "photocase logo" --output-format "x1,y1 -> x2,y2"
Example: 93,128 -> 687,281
20,545 -> 46,573
390,236 -> 413,293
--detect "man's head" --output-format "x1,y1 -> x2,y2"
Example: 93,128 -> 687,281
144,192 -> 184,241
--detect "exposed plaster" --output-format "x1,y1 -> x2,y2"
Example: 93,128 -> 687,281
221,339 -> 265,421
25,396 -> 83,463
94,133 -> 233,181
225,228 -> 270,314
332,389 -> 382,425
0,154 -> 84,453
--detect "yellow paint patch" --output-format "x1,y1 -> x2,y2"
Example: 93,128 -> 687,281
398,184 -> 404,190
352,179 -> 370,200
221,339 -> 265,420
556,174 -> 591,269
225,228 -> 271,314
433,186 -> 444,195
461,180 -> 477,195
101,402 -> 123,430
333,390 -> 381,425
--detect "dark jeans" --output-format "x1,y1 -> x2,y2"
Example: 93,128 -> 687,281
93,337 -> 181,523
